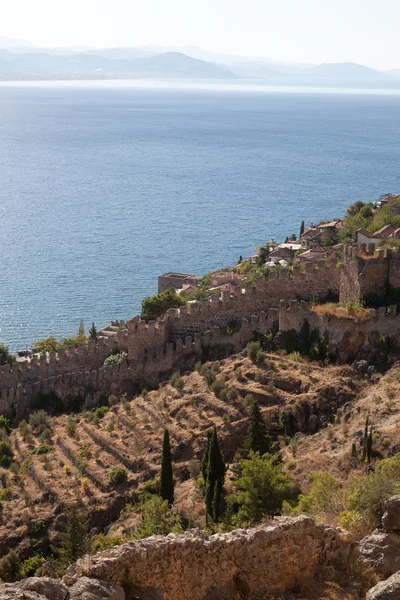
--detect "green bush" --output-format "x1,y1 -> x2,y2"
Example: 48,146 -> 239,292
0,550 -> 21,582
0,441 -> 13,468
93,406 -> 109,419
210,379 -> 224,397
103,351 -> 128,367
246,341 -> 261,363
29,410 -> 49,432
21,554 -> 44,578
141,288 -> 186,322
30,445 -> 53,455
92,534 -> 123,552
109,467 -> 128,486
228,451 -> 297,527
0,343 -> 14,367
134,495 -> 182,539
170,372 -> 184,391
0,416 -> 11,433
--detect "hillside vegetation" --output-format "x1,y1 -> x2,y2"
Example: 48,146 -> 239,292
0,344 -> 399,582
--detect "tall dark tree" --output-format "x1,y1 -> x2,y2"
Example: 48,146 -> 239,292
205,428 -> 225,522
89,322 -> 98,341
362,413 -> 370,462
202,430 -> 212,481
366,425 -> 373,463
51,505 -> 91,575
299,220 -> 305,238
242,400 -> 275,459
160,428 -> 174,505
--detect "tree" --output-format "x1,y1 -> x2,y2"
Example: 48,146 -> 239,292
241,400 -> 275,459
135,496 -> 182,538
202,430 -> 212,481
362,413 -> 370,462
229,452 -> 297,526
299,221 -> 305,238
346,200 -> 365,217
238,255 -> 243,264
160,429 -> 174,505
141,288 -> 186,322
89,322 -> 98,341
366,426 -> 373,463
51,505 -> 91,575
204,428 -> 225,522
0,344 -> 14,367
257,246 -> 269,266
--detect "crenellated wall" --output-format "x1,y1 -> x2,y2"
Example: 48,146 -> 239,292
5,246 -> 400,420
279,299 -> 400,361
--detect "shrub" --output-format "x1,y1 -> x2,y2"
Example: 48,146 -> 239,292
229,451 -> 297,526
135,495 -> 182,538
67,415 -> 76,437
0,344 -> 14,367
29,410 -> 48,432
0,441 -> 13,468
19,420 -> 31,441
141,288 -> 186,322
109,467 -> 128,486
0,488 -> 11,501
170,372 -> 184,391
21,554 -> 44,578
93,406 -> 109,420
210,379 -> 224,397
285,472 -> 343,520
246,341 -> 261,363
92,534 -> 123,552
244,394 -> 254,407
30,445 -> 53,455
103,351 -> 128,367
0,550 -> 21,582
108,394 -> 119,406
0,416 -> 11,433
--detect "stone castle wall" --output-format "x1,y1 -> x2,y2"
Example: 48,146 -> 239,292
65,516 -> 351,600
4,246 -> 400,419
280,299 -> 400,361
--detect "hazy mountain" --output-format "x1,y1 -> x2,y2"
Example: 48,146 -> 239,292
311,62 -> 388,79
0,50 -> 235,80
0,35 -> 34,49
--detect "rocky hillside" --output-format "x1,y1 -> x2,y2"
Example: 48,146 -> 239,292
0,348 -> 399,589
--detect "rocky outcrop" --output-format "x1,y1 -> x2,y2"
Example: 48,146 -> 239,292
367,572 -> 400,600
382,495 -> 400,533
359,495 -> 400,579
64,516 -> 351,600
0,577 -> 124,600
358,532 -> 400,578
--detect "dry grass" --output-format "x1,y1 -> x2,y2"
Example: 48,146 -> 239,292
312,302 -> 370,322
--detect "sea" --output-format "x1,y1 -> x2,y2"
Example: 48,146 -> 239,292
1,79 -> 400,351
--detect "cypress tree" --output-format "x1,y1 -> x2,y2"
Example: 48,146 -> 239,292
300,220 -> 305,238
242,400 -> 274,458
88,322 -> 98,340
52,505 -> 91,575
160,429 -> 174,506
366,425 -> 373,463
205,428 -> 225,522
202,430 -> 212,481
362,413 -> 370,461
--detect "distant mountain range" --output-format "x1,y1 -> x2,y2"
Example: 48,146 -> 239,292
0,37 -> 400,85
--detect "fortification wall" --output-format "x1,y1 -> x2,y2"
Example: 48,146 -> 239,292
280,299 -> 400,361
0,311 -> 277,420
128,258 -> 341,359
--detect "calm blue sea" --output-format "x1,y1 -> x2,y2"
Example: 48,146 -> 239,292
1,81 -> 400,351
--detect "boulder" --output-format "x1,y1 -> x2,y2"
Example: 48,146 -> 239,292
0,577 -> 124,600
68,577 -> 125,600
359,532 -> 400,578
0,577 -> 68,600
367,572 -> 400,600
382,496 -> 400,533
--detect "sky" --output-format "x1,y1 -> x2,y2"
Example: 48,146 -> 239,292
2,0 -> 400,70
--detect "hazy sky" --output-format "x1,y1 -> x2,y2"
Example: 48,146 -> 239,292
3,0 -> 400,70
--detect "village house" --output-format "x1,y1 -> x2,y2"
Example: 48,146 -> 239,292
297,246 -> 327,263
158,272 -> 202,293
356,224 -> 400,249
300,220 -> 343,250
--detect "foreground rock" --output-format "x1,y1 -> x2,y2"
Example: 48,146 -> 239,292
358,531 -> 400,578
0,577 -> 124,600
65,516 -> 351,600
367,572 -> 400,600
382,495 -> 400,533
